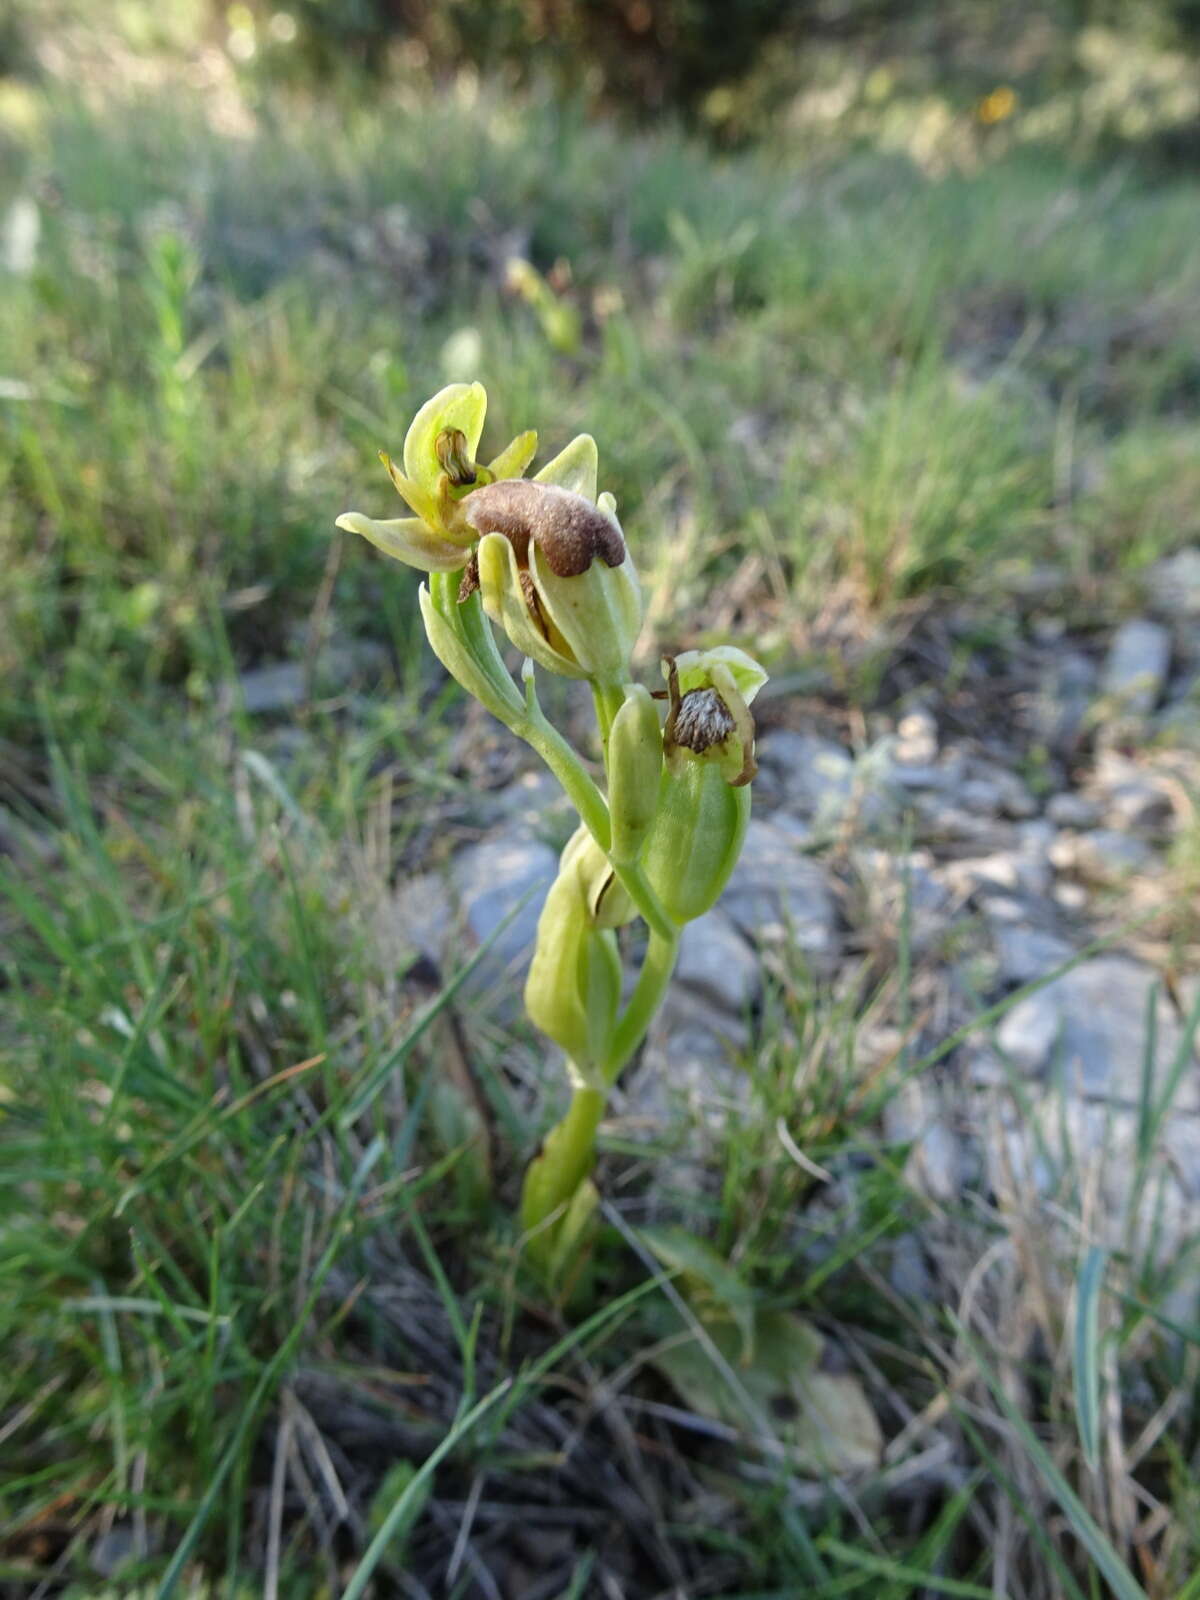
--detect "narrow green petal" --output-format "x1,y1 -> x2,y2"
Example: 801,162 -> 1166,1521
535,433 -> 599,501
402,381 -> 487,491
336,512 -> 468,572
487,429 -> 538,481
477,532 -> 588,679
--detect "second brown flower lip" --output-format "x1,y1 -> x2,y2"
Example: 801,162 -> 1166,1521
464,478 -> 626,577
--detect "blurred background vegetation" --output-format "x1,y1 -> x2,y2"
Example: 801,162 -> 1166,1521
2,1 -> 1200,1595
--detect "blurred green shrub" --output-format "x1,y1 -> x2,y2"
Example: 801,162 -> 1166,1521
231,0 -> 1200,124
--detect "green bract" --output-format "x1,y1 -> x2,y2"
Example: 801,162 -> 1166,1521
643,760 -> 752,926
607,684 -> 663,866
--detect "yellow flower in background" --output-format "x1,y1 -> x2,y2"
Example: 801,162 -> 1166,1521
978,85 -> 1017,124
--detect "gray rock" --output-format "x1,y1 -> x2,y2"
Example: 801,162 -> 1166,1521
674,908 -> 761,1014
392,870 -> 454,964
1051,827 -> 1155,884
993,956 -> 1199,1109
984,1089 -> 1200,1274
886,757 -> 963,792
622,995 -> 750,1136
991,923 -> 1075,987
719,819 -> 839,968
237,660 -> 306,714
1046,792 -> 1100,829
1091,749 -> 1174,830
449,833 -> 558,991
490,769 -> 573,833
939,826 -> 1053,901
1155,682 -> 1200,750
755,730 -> 854,822
1103,780 -> 1174,832
853,846 -> 951,953
1099,619 -> 1172,717
893,707 -> 939,767
233,642 -> 388,714
883,1078 -> 964,1203
1033,648 -> 1097,756
888,1232 -> 933,1301
1145,547 -> 1200,619
959,760 -> 1039,820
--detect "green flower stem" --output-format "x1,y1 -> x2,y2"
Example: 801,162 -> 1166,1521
604,926 -> 680,1084
521,696 -> 613,853
520,1082 -> 604,1257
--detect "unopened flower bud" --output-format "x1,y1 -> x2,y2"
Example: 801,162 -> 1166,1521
607,683 -> 663,866
525,839 -> 623,1074
560,824 -> 636,929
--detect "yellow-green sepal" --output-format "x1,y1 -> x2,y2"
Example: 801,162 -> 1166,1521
527,522 -> 642,685
534,432 -> 599,500
487,428 -> 539,481
403,381 -> 488,493
336,511 -> 471,572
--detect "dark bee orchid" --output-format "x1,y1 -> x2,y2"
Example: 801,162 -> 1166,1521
336,382 -> 536,571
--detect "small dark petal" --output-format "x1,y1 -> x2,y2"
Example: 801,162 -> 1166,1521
673,687 -> 736,753
464,479 -> 625,577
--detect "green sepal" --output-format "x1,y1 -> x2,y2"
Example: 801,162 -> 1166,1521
476,531 -> 591,680
336,511 -> 471,572
403,381 -> 487,493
